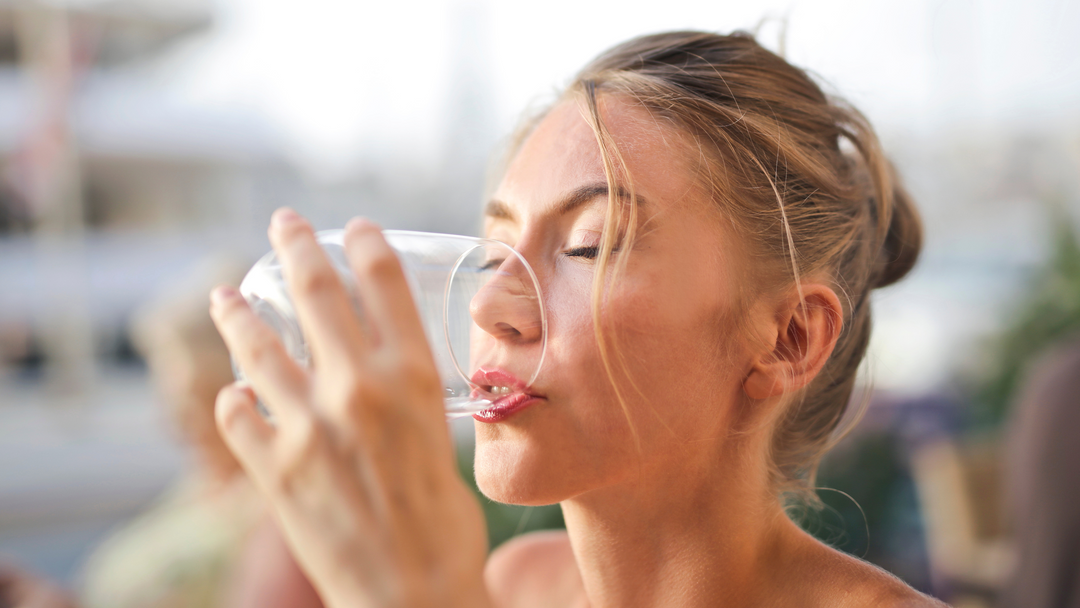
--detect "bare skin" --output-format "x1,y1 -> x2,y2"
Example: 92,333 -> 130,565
209,95 -> 946,607
474,97 -> 946,608
486,529 -> 947,608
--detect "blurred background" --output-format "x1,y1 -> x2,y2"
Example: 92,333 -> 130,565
0,0 -> 1077,606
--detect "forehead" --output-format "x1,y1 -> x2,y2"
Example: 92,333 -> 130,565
492,96 -> 701,220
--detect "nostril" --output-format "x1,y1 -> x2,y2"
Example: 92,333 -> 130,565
494,322 -> 521,338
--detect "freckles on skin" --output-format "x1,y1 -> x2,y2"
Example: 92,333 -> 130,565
474,97 -> 750,504
601,210 -> 745,438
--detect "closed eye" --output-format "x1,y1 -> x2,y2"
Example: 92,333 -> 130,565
564,246 -> 600,260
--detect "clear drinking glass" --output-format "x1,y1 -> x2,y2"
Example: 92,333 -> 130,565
232,229 -> 547,421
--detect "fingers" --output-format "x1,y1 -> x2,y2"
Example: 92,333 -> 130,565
210,285 -> 310,423
215,382 -> 275,482
269,208 -> 367,370
343,218 -> 429,354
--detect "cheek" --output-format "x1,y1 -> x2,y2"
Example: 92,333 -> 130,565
602,267 -> 740,435
542,263 -> 606,380
548,273 -> 638,425
608,264 -> 720,356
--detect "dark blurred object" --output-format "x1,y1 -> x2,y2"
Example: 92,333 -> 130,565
971,211 -> 1080,428
0,321 -> 46,380
0,562 -> 76,608
1000,336 -> 1080,608
0,179 -> 31,235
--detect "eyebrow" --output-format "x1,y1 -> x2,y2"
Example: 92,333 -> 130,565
484,183 -> 646,222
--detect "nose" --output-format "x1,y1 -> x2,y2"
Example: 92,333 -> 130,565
469,255 -> 544,344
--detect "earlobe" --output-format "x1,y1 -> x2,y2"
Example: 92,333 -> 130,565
744,365 -> 784,400
742,284 -> 843,401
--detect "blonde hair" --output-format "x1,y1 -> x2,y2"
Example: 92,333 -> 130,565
500,31 -> 922,504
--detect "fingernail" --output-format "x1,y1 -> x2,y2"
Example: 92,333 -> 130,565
210,285 -> 241,307
272,207 -> 301,228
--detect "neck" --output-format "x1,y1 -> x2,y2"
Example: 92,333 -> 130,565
560,436 -> 797,607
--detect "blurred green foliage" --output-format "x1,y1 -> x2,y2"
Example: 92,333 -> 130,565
971,211 -> 1080,427
456,445 -> 565,551
794,433 -> 930,589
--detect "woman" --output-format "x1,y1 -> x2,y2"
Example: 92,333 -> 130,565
209,31 -> 944,606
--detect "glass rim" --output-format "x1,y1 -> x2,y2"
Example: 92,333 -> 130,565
314,228 -> 549,392
443,238 -> 548,392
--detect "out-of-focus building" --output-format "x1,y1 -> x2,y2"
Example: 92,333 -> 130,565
0,0 -> 295,583
0,0 -> 500,393
0,0 -> 295,393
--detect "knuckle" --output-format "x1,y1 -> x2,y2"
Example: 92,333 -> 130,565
273,416 -> 322,490
394,356 -> 441,395
355,248 -> 401,281
242,327 -> 281,368
294,265 -> 340,298
325,379 -> 381,420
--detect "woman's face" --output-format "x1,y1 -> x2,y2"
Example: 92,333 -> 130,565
473,96 -> 754,505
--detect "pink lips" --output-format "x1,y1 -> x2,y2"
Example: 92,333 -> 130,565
470,367 -> 544,422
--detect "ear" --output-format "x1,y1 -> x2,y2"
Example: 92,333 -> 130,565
743,284 -> 844,400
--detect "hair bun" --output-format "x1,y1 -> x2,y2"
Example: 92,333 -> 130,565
875,183 -> 922,288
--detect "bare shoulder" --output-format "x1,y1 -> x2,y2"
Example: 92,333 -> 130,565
869,581 -> 950,608
485,530 -> 586,608
824,547 -> 950,608
863,571 -> 950,608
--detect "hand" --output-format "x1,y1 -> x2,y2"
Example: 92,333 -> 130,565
210,209 -> 492,608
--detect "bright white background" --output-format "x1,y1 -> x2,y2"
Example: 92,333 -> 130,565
174,0 -> 1080,177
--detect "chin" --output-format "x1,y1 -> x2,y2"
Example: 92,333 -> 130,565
473,437 -> 576,506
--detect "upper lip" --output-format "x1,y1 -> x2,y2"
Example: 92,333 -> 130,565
470,367 -> 543,399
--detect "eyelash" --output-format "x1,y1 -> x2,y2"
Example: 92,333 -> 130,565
482,245 -> 614,269
564,245 -> 600,260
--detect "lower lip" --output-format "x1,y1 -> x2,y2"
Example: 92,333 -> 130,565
472,392 -> 543,423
